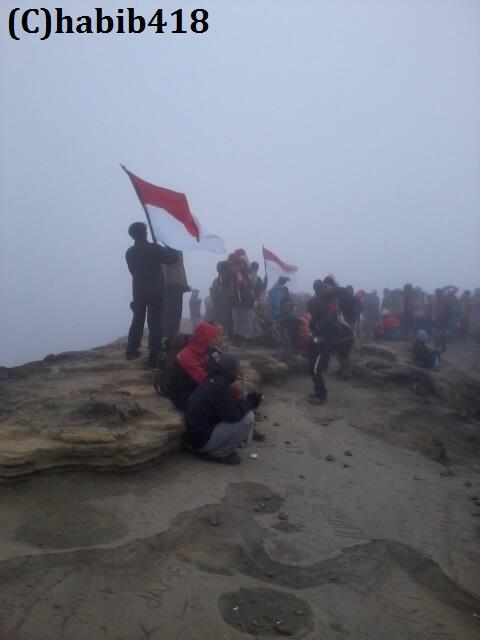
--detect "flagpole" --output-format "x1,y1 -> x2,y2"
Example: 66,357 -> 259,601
262,245 -> 268,290
120,164 -> 162,245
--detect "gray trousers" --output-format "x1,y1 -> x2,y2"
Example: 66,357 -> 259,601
198,412 -> 254,458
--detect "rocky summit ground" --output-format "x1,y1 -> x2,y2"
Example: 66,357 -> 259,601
0,339 -> 479,639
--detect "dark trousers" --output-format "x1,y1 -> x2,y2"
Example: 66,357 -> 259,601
126,298 -> 163,366
308,340 -> 331,400
162,286 -> 184,339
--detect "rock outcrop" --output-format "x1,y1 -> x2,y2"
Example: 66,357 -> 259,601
1,338 -> 478,480
354,342 -> 480,419
0,340 -> 302,480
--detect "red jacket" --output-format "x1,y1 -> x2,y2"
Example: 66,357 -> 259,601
382,312 -> 400,330
177,323 -> 221,385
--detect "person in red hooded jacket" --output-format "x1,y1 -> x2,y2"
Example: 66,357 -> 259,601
177,322 -> 223,386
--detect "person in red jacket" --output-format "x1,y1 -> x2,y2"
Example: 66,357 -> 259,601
374,309 -> 401,341
177,322 -> 223,385
176,321 -> 266,443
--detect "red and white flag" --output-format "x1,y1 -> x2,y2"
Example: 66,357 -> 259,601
262,246 -> 298,286
122,166 -> 225,253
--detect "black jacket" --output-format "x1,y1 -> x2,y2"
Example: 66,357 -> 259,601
185,376 -> 254,449
338,289 -> 357,324
307,292 -> 338,339
126,240 -> 178,302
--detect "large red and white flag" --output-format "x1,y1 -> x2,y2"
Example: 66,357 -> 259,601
262,246 -> 298,286
122,166 -> 225,253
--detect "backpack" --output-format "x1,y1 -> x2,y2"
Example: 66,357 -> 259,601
154,333 -> 190,397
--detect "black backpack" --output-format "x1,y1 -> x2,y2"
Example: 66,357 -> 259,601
154,333 -> 190,397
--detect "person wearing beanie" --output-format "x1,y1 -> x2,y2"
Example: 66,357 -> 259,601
412,330 -> 439,369
185,353 -> 262,464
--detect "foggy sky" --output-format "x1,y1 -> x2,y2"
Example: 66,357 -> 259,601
1,0 -> 479,367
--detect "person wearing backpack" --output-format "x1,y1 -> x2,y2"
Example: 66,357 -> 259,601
156,322 -> 224,411
177,322 -> 223,385
185,353 -> 262,464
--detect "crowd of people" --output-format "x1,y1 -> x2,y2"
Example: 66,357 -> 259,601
124,221 -> 480,465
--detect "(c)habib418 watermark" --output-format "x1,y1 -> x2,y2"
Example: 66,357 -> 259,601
8,6 -> 210,41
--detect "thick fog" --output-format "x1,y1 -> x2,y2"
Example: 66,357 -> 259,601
1,0 -> 479,367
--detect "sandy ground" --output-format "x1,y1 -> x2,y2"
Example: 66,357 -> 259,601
0,371 -> 479,640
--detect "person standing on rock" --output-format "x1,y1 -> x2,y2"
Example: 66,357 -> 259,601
306,276 -> 355,404
162,252 -> 190,339
189,289 -> 202,329
306,279 -> 331,404
125,222 -> 178,367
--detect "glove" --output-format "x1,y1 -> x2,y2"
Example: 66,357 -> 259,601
246,391 -> 262,410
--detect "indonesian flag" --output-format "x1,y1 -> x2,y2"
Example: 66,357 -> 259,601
262,246 -> 298,286
122,166 -> 225,253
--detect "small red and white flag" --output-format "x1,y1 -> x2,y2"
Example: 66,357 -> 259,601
262,246 -> 298,286
122,166 -> 225,254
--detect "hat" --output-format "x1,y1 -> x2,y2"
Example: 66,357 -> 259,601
207,353 -> 240,384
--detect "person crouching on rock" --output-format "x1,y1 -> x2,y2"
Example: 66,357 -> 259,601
412,330 -> 439,369
184,354 -> 262,464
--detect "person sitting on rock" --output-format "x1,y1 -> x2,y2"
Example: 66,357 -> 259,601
184,353 -> 262,464
160,322 -> 223,411
174,322 -> 266,442
177,322 -> 223,386
412,330 -> 439,369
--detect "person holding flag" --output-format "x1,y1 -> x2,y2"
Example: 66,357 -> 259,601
125,222 -> 179,368
122,166 -> 226,366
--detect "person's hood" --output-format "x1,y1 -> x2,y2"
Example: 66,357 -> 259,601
188,323 -> 220,354
207,353 -> 239,384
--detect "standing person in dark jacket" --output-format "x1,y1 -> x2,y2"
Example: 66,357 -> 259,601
162,252 -> 190,339
338,285 -> 357,327
306,278 -> 336,404
189,290 -> 202,329
185,353 -> 262,464
125,222 -> 178,367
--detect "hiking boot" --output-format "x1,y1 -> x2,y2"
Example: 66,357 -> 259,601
205,451 -> 241,465
252,429 -> 266,442
308,395 -> 327,406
